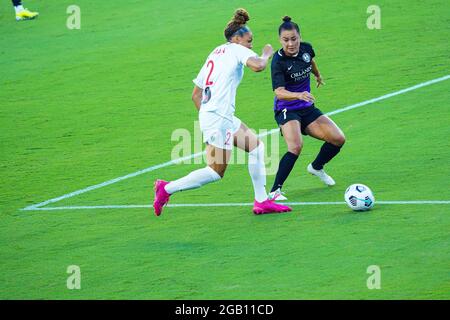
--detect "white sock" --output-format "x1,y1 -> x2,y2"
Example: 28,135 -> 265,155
15,5 -> 24,14
164,166 -> 221,194
248,142 -> 268,202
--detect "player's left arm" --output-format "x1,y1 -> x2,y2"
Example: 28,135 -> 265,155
311,58 -> 325,88
192,85 -> 203,111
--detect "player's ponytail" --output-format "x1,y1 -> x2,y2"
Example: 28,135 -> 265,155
279,15 -> 300,35
224,8 -> 251,40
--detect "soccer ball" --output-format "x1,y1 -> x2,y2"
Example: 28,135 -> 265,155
344,184 -> 375,211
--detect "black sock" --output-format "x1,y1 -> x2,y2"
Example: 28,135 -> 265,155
311,142 -> 342,170
12,0 -> 22,7
271,152 -> 299,192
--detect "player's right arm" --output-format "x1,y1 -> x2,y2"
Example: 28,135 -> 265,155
246,44 -> 274,72
274,87 -> 315,102
192,85 -> 203,111
271,55 -> 315,102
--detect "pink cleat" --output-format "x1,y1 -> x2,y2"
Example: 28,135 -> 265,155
153,180 -> 171,216
253,199 -> 292,215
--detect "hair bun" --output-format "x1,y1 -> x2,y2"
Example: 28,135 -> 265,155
233,8 -> 250,24
282,16 -> 292,22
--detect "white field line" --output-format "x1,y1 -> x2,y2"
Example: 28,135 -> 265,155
22,201 -> 450,211
22,75 -> 450,211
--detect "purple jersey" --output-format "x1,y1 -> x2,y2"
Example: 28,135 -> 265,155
271,42 -> 316,111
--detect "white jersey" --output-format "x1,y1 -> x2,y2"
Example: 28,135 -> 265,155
193,43 -> 258,121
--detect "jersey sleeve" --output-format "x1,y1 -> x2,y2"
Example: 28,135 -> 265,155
234,44 -> 258,66
303,42 -> 316,58
192,64 -> 206,89
271,57 -> 285,90
310,45 -> 316,58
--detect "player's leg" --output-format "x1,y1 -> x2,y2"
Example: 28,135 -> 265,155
269,120 -> 303,199
233,122 -> 266,202
167,143 -> 230,192
233,120 -> 291,214
154,114 -> 233,217
304,115 -> 345,185
153,144 -> 229,216
13,0 -> 39,21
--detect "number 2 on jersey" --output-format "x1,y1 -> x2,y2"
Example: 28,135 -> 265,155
224,131 -> 232,146
205,60 -> 214,86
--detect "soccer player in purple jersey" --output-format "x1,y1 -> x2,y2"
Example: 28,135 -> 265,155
268,16 -> 346,201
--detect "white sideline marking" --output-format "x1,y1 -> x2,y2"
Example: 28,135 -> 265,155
22,75 -> 450,211
22,200 -> 450,211
326,75 -> 450,116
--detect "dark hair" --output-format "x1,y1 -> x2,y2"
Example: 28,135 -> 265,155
278,16 -> 300,35
224,8 -> 250,40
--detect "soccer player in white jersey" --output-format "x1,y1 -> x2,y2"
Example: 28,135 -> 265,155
153,9 -> 292,216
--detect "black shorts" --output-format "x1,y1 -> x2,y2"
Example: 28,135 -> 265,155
274,105 -> 323,135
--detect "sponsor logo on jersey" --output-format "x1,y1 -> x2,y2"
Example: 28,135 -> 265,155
290,65 -> 312,81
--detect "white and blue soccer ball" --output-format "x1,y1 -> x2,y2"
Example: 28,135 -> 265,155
344,184 -> 375,211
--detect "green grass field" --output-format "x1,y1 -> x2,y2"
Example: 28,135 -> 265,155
1,0 -> 449,299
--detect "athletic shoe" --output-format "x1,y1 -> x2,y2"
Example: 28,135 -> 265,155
153,180 -> 171,216
253,199 -> 292,215
307,163 -> 336,186
268,188 -> 288,201
16,8 -> 39,21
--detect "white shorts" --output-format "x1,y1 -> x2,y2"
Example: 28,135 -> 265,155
199,112 -> 242,150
